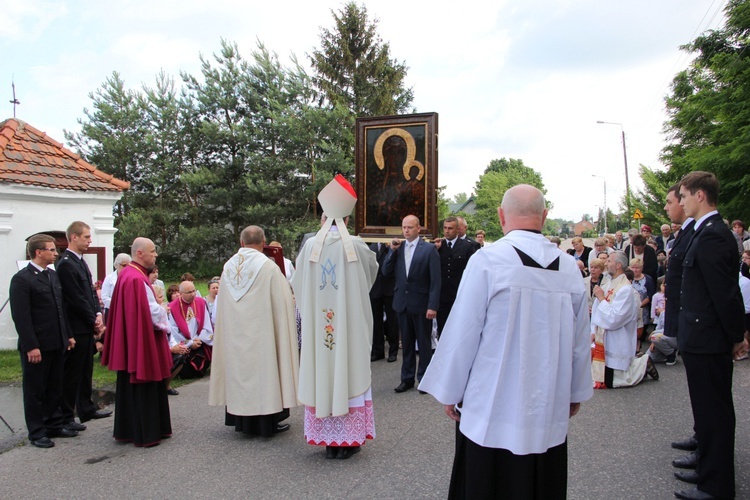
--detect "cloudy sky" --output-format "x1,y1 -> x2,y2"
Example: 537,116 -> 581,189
2,0 -> 727,221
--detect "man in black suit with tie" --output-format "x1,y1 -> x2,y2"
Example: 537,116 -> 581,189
659,184 -> 701,481
434,217 -> 476,338
673,171 -> 746,500
57,221 -> 111,431
383,215 -> 441,393
10,234 -> 77,448
456,216 -> 481,252
369,242 -> 399,362
651,184 -> 694,367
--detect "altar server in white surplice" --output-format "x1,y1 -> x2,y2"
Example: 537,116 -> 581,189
292,175 -> 379,460
208,225 -> 299,438
419,184 -> 593,499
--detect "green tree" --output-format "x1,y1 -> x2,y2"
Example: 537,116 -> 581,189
661,0 -> 750,222
64,72 -> 149,219
64,71 -> 192,261
472,158 -> 548,240
309,2 -> 413,117
68,35 -> 394,275
436,185 -> 451,222
451,192 -> 469,205
630,164 -> 675,231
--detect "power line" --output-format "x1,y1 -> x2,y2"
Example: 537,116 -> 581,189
638,0 -> 727,129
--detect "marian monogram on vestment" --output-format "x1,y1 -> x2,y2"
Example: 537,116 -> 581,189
319,258 -> 338,290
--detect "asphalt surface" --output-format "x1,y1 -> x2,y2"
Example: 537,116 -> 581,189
0,350 -> 749,500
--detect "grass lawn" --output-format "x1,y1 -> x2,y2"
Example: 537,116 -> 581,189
0,281 -> 213,387
0,349 -> 116,387
0,350 -> 192,389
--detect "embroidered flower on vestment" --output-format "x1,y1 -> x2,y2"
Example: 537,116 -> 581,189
322,308 -> 335,350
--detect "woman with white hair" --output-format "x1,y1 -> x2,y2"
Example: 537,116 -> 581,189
100,253 -> 131,321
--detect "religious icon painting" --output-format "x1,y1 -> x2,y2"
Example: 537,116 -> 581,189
355,113 -> 438,240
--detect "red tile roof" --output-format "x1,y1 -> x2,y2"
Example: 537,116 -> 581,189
0,118 -> 129,192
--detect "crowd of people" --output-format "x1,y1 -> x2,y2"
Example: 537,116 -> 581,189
10,171 -> 750,499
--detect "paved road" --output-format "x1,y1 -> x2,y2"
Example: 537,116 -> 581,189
1,352 -> 749,499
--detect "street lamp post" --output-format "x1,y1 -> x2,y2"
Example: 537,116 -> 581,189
596,120 -> 631,218
592,174 -> 607,234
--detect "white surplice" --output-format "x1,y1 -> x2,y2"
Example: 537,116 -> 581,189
418,230 -> 593,455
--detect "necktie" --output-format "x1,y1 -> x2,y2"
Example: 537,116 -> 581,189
448,241 -> 453,249
405,242 -> 414,277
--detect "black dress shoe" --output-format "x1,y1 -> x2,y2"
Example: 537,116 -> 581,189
674,470 -> 699,484
672,436 -> 698,451
325,446 -> 338,459
370,354 -> 385,362
387,355 -> 397,363
64,421 -> 87,432
80,409 -> 113,422
166,388 -> 179,396
673,452 -> 699,469
418,390 -> 427,395
274,423 -> 290,433
394,382 -> 414,393
337,446 -> 361,459
30,437 -> 55,448
674,487 -> 716,499
48,428 -> 78,438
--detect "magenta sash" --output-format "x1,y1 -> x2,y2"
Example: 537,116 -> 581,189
168,296 -> 207,340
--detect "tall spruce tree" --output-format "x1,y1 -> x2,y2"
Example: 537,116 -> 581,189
310,2 -> 414,117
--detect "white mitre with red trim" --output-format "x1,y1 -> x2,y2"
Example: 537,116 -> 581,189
309,174 -> 359,263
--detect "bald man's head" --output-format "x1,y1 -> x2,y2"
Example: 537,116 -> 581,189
401,215 -> 421,242
498,184 -> 547,232
130,237 -> 157,269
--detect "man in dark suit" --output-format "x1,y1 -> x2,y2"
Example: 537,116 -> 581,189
655,224 -> 674,252
56,221 -> 110,431
434,217 -> 476,337
10,234 -> 78,448
660,184 -> 701,481
456,216 -> 481,251
624,234 -> 658,283
369,242 -> 399,362
673,171 -> 746,500
653,184 -> 694,367
383,215 -> 441,393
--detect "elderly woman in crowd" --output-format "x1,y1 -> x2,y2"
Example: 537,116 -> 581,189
588,237 -> 610,270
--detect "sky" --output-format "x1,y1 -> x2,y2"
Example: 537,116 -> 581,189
1,0 -> 729,222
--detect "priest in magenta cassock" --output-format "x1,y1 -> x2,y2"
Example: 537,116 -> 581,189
208,225 -> 299,437
292,174 -> 378,460
419,185 -> 593,498
168,281 -> 214,379
101,237 -> 173,447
